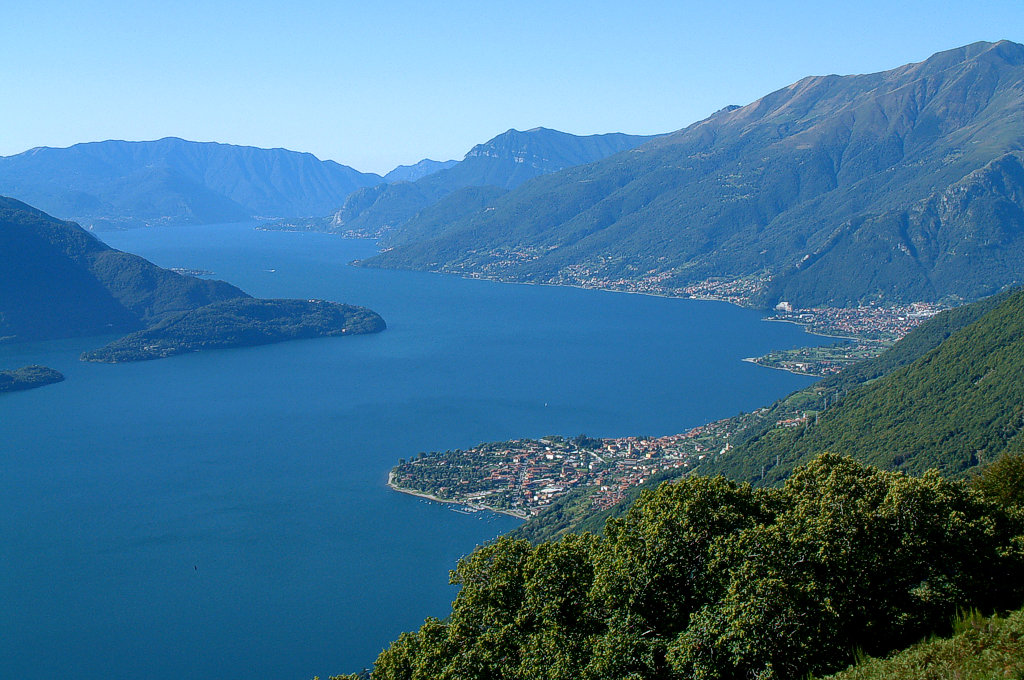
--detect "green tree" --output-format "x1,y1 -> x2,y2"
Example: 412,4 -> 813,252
971,449 -> 1024,511
669,454 -> 1024,680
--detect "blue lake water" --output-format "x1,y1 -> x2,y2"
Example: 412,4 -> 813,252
0,224 -> 828,679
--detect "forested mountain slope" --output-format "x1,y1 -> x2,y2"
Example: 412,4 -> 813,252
0,196 -> 387,360
362,41 -> 1024,308
0,196 -> 246,341
706,285 -> 1024,484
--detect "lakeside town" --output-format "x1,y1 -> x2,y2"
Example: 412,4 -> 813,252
273,229 -> 946,357
388,390 -> 831,518
388,294 -> 947,513
444,258 -> 947,350
749,301 -> 945,375
765,300 -> 945,341
390,433 -> 713,518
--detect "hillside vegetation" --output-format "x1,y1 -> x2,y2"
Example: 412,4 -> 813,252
347,454 -> 1024,680
821,607 -> 1024,680
0,365 -> 64,393
81,299 -> 385,362
709,285 -> 1024,485
1,197 -> 388,362
0,196 -> 246,341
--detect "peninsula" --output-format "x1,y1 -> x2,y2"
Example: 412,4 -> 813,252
81,298 -> 386,363
0,365 -> 65,393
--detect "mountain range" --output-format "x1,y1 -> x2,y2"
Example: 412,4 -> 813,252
361,40 -> 1024,309
0,127 -> 658,236
318,128 -> 657,239
0,138 -> 383,229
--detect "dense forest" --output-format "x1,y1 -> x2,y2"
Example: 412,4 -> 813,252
339,453 -> 1024,680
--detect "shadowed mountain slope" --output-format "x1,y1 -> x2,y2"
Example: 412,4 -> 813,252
0,196 -> 247,341
0,138 -> 382,229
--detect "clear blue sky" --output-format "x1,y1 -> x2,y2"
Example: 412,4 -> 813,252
1,1 -> 1021,174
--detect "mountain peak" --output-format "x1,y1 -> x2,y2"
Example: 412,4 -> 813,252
983,38 -> 1024,65
902,39 -> 1024,77
365,40 -> 1024,309
383,158 -> 459,183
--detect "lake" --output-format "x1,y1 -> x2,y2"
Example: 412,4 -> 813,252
0,224 -> 827,679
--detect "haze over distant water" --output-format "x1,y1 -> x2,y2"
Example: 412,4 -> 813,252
0,224 -> 827,679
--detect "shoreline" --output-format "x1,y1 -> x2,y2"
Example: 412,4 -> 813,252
360,260 -> 887,344
741,356 -> 825,378
760,316 -> 863,342
268,230 -> 924,346
387,471 -> 529,520
430,270 -> 759,309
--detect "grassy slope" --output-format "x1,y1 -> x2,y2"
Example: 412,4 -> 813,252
822,607 -> 1024,680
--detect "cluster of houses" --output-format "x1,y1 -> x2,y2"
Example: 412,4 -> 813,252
768,302 -> 942,340
394,419 -> 756,517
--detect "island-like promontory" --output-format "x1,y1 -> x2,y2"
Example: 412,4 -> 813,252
81,298 -> 386,363
0,365 -> 65,393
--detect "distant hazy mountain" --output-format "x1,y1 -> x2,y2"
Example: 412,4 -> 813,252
0,138 -> 382,229
0,196 -> 246,341
329,128 -> 657,239
362,41 -> 1024,308
383,159 -> 459,183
